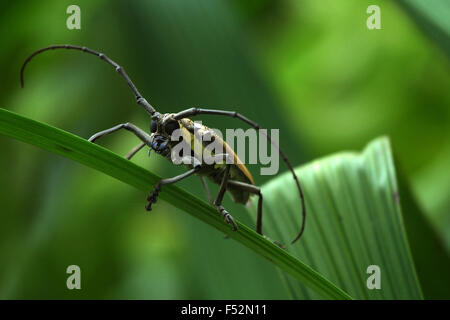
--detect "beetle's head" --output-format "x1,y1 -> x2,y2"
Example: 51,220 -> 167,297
149,113 -> 180,156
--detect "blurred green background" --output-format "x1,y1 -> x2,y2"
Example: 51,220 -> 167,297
0,0 -> 448,299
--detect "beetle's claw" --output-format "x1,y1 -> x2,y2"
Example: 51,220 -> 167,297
146,186 -> 161,211
227,215 -> 238,231
262,235 -> 286,249
219,206 -> 238,231
145,199 -> 155,211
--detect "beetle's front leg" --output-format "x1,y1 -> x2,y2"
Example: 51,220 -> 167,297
88,122 -> 152,159
146,158 -> 201,211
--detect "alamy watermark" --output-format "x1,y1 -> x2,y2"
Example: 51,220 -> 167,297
366,5 -> 381,30
66,265 -> 81,290
366,265 -> 381,290
66,5 -> 81,30
165,121 -> 280,175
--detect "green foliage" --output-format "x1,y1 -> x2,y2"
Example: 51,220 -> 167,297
250,137 -> 423,299
397,0 -> 450,55
0,107 -> 351,300
396,167 -> 450,299
0,0 -> 448,299
251,0 -> 450,254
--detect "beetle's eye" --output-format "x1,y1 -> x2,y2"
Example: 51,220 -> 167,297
150,120 -> 157,133
164,121 -> 180,135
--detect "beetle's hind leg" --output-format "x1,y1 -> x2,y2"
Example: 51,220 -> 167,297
226,180 -> 263,235
226,180 -> 285,248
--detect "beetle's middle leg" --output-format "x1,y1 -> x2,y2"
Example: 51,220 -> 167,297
199,176 -> 214,205
146,157 -> 201,211
213,162 -> 239,232
226,180 -> 285,248
227,180 -> 263,235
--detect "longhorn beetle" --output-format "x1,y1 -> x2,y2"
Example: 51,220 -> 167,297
20,45 -> 306,244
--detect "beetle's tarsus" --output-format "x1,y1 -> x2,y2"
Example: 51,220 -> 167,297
262,235 -> 286,249
275,241 -> 286,249
146,185 -> 161,211
228,216 -> 238,231
217,205 -> 238,231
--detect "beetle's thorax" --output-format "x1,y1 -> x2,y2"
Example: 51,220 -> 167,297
149,113 -> 180,157
152,113 -> 177,132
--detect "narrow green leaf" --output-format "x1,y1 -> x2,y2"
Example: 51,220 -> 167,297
396,165 -> 450,299
396,0 -> 450,56
0,107 -> 351,300
250,137 -> 424,299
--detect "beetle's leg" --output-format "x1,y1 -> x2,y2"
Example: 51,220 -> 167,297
226,180 -> 263,235
88,123 -> 153,159
227,180 -> 285,248
146,158 -> 201,211
126,142 -> 146,160
199,175 -> 230,239
199,176 -> 214,205
174,107 -> 306,244
213,162 -> 238,232
88,122 -> 151,144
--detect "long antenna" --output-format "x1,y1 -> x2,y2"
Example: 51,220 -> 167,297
20,44 -> 156,115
